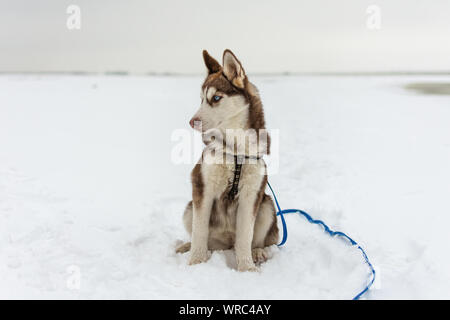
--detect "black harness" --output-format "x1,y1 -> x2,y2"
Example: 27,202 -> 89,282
227,154 -> 261,200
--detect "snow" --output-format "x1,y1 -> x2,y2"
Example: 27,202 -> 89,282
1,74 -> 450,299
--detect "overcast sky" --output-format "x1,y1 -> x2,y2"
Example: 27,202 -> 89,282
1,0 -> 450,74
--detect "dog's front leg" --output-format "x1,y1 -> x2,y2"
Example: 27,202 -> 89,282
188,196 -> 213,265
235,196 -> 258,272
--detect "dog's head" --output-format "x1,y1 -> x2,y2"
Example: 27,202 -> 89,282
189,49 -> 266,134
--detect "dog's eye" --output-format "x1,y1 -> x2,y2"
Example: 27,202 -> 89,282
213,95 -> 222,102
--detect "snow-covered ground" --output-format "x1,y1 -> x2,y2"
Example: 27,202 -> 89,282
1,74 -> 449,299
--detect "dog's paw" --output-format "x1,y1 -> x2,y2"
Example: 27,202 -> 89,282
237,263 -> 259,272
175,242 -> 191,254
252,248 -> 269,265
188,249 -> 211,265
236,257 -> 259,272
239,264 -> 260,272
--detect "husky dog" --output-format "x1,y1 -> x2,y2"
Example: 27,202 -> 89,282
176,49 -> 278,272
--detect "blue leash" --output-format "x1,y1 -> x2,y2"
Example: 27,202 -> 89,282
267,181 -> 376,300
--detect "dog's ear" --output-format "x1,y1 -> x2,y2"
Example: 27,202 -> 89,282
203,50 -> 221,74
222,49 -> 246,89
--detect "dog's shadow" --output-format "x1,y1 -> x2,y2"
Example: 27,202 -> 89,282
221,249 -> 238,270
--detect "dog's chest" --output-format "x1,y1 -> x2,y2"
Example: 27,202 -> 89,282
201,161 -> 264,198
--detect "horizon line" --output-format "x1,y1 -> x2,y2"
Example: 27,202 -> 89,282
1,71 -> 450,77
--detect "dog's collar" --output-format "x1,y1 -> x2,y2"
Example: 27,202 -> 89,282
224,153 -> 262,163
227,154 -> 261,201
228,156 -> 243,200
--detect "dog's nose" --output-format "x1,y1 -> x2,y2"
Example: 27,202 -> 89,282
189,117 -> 201,129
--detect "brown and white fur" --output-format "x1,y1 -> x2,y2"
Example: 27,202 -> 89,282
176,49 -> 278,272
